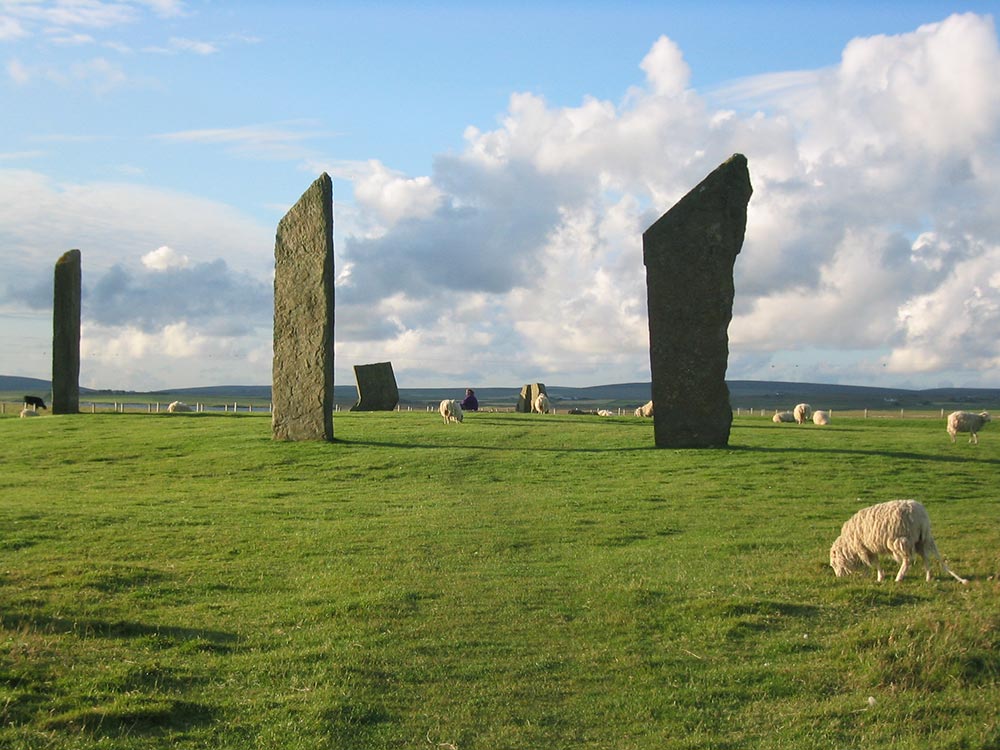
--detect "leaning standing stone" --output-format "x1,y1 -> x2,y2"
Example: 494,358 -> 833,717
272,173 -> 335,441
643,154 -> 752,448
52,249 -> 81,415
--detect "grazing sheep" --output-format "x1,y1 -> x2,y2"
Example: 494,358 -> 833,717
812,410 -> 831,425
533,393 -> 551,414
829,499 -> 968,584
23,395 -> 47,410
772,411 -> 795,423
19,407 -> 39,418
793,403 -> 812,424
634,400 -> 654,418
597,409 -> 614,417
167,401 -> 193,413
439,399 -> 463,424
946,411 -> 990,444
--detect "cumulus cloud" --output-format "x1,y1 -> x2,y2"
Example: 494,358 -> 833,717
330,12 -> 1000,388
5,12 -> 1000,390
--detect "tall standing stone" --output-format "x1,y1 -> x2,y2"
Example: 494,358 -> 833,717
272,173 -> 335,441
351,362 -> 399,411
643,154 -> 752,448
52,249 -> 81,415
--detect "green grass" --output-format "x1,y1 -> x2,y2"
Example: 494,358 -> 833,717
1,411 -> 998,749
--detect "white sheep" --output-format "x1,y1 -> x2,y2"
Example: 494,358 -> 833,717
793,403 -> 812,424
439,399 -> 463,424
772,410 -> 795,423
812,410 -> 831,425
946,411 -> 990,444
597,409 -> 614,417
829,499 -> 968,584
19,407 -> 39,418
634,400 -> 654,418
167,401 -> 193,413
533,393 -> 551,414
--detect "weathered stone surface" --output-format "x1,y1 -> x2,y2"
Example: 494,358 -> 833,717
516,383 -> 547,413
272,173 -> 335,441
350,362 -> 399,411
52,249 -> 81,415
643,154 -> 752,448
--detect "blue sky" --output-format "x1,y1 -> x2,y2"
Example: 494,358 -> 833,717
2,1 -> 999,391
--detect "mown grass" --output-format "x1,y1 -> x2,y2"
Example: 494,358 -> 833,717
1,410 -> 998,749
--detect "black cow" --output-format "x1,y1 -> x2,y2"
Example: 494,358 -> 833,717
23,395 -> 47,410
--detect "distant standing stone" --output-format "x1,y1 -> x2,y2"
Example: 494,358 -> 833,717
272,173 -> 335,441
643,154 -> 752,448
517,383 -> 547,413
351,362 -> 400,411
52,249 -> 81,415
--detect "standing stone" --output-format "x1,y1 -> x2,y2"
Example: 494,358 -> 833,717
643,154 -> 752,448
272,173 -> 335,441
351,362 -> 399,411
52,249 -> 81,415
516,383 -> 547,413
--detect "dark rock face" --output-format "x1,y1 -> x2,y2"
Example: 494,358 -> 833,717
350,362 -> 399,411
516,383 -> 547,413
52,249 -> 81,415
272,173 -> 335,441
643,154 -> 752,448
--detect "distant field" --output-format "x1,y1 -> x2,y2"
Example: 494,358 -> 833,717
1,411 -> 998,749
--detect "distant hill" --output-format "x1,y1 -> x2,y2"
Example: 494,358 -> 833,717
2,375 -> 998,411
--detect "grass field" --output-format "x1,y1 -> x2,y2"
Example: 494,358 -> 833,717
1,410 -> 997,749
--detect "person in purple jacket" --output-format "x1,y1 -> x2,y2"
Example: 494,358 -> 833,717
460,388 -> 479,412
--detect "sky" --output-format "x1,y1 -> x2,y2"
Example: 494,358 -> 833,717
1,1 -> 999,391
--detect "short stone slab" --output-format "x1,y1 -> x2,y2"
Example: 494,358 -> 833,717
516,383 -> 547,413
351,362 -> 399,411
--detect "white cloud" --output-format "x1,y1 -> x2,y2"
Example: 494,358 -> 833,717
352,160 -> 444,226
142,245 -> 190,270
7,57 -> 30,84
331,12 -> 1000,388
4,12 -> 1000,390
0,15 -> 28,40
154,121 -> 332,161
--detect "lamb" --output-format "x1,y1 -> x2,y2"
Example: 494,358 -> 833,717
829,499 -> 968,584
23,395 -> 47,410
167,401 -> 193,413
20,407 -> 40,418
439,399 -> 463,424
946,411 -> 990,445
812,410 -> 831,425
772,411 -> 795,423
793,403 -> 812,424
634,400 -> 654,418
533,393 -> 551,414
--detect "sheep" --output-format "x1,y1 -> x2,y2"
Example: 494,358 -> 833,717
772,410 -> 795,423
439,399 -> 463,424
19,407 -> 40,418
829,499 -> 968,584
533,393 -> 551,414
793,403 -> 812,424
812,410 -> 831,425
634,400 -> 654,418
597,409 -> 614,417
946,411 -> 990,445
167,401 -> 193,413
23,395 -> 47,410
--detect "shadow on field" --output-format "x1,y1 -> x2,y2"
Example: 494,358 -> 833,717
727,444 -> 1000,466
0,611 -> 238,653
